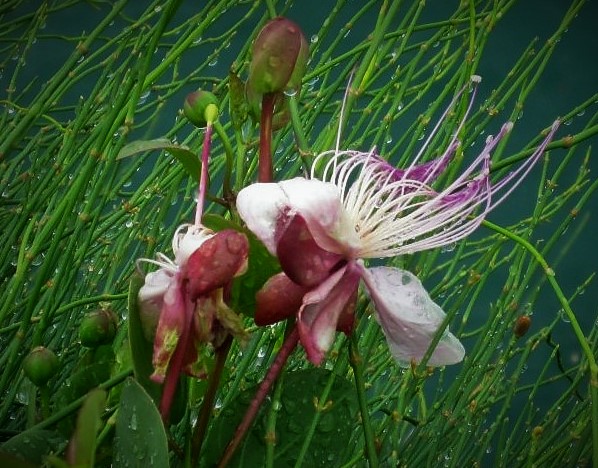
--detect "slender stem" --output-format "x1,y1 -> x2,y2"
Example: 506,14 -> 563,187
259,93 -> 276,182
29,369 -> 132,431
191,336 -> 232,465
217,326 -> 299,468
212,120 -> 234,200
349,335 -> 379,468
288,95 -> 311,171
195,123 -> 212,225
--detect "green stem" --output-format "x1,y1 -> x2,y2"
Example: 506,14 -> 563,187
29,369 -> 132,431
213,120 -> 235,199
191,336 -> 232,465
288,95 -> 310,170
482,219 -> 598,466
349,334 -> 379,468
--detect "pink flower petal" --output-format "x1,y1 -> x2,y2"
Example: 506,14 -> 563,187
298,263 -> 361,365
361,266 -> 465,366
151,273 -> 194,382
276,214 -> 344,287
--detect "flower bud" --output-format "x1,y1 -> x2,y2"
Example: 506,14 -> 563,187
248,17 -> 308,95
183,90 -> 219,127
23,346 -> 59,387
79,308 -> 118,348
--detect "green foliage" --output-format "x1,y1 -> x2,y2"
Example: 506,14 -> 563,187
66,389 -> 106,467
203,368 -> 357,467
0,429 -> 67,466
117,139 -> 201,182
0,0 -> 596,466
114,379 -> 169,467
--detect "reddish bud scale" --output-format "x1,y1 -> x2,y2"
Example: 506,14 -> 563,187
255,272 -> 308,325
513,315 -> 531,338
185,229 -> 249,299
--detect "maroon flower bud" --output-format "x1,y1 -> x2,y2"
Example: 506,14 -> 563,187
248,17 -> 308,95
183,90 -> 219,127
23,346 -> 59,387
185,229 -> 249,299
79,308 -> 118,348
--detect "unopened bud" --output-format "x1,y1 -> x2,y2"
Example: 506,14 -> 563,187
248,17 -> 308,95
79,308 -> 118,348
184,90 -> 219,127
23,346 -> 59,387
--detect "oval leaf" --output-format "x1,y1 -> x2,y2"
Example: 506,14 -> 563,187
114,378 -> 169,467
117,138 -> 200,181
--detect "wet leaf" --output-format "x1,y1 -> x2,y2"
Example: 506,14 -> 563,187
0,429 -> 67,466
117,139 -> 200,181
114,378 -> 169,467
66,389 -> 106,466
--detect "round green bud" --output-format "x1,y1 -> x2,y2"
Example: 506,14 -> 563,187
79,308 -> 118,348
184,90 -> 219,127
23,347 -> 59,387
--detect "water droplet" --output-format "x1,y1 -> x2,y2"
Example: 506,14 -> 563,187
310,34 -> 319,44
284,88 -> 297,97
138,90 -> 151,105
208,58 -> 218,67
125,220 -> 133,228
441,242 -> 456,253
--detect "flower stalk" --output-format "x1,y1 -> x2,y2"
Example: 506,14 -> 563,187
217,327 -> 300,467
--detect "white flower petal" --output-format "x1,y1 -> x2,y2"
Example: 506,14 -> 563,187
174,224 -> 213,266
361,266 -> 465,366
138,269 -> 173,341
236,182 -> 291,254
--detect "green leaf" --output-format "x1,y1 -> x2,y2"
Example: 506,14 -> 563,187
202,214 -> 280,317
0,429 -> 67,466
66,389 -> 106,467
116,138 -> 200,181
127,273 -> 162,404
114,378 -> 169,467
229,70 -> 248,131
204,368 -> 358,467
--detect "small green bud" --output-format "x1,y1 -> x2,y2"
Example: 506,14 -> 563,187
79,308 -> 118,348
184,90 -> 219,127
248,17 -> 308,95
23,346 -> 59,387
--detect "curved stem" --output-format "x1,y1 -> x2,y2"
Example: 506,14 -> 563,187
218,326 -> 299,467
